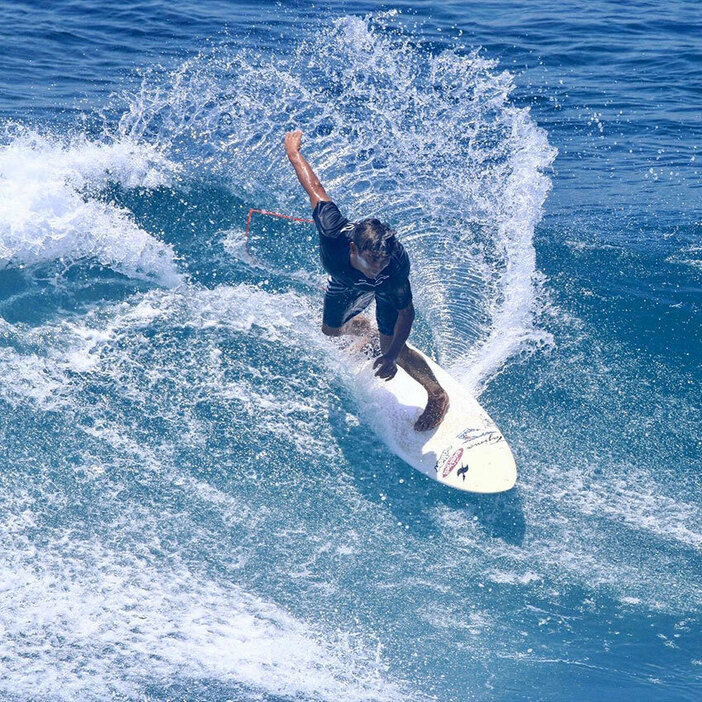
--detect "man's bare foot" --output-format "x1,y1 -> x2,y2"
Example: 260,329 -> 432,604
414,389 -> 449,431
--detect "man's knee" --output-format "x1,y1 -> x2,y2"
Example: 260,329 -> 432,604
322,322 -> 342,337
395,343 -> 410,362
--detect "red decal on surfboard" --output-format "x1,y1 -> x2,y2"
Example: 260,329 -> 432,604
442,448 -> 464,478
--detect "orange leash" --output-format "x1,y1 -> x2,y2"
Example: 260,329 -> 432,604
245,208 -> 315,257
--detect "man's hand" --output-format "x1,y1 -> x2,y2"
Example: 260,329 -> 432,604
285,129 -> 302,159
373,354 -> 398,381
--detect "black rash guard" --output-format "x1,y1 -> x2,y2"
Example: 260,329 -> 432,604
312,200 -> 413,311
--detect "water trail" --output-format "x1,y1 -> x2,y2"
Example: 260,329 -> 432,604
0,541 -> 407,701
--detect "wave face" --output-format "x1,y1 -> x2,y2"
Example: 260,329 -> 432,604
0,3 -> 700,701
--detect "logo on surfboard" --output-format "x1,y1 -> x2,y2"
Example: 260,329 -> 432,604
457,428 -> 504,450
434,448 -> 451,473
441,448 -> 464,478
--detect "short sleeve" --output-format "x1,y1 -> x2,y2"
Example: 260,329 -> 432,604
381,246 -> 413,310
313,200 -> 354,239
388,276 -> 413,310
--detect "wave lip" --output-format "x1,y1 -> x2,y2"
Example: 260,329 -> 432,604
0,126 -> 182,286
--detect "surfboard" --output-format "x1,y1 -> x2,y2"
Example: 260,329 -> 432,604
354,342 -> 517,493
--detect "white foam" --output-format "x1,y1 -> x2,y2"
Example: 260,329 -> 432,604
488,571 -> 542,586
0,125 -> 182,285
0,283 -> 414,700
570,471 -> 702,551
0,282 -> 315,410
432,454 -> 702,614
0,345 -> 70,409
0,545 -> 406,701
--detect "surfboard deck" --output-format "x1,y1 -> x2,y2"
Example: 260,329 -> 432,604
355,342 -> 517,493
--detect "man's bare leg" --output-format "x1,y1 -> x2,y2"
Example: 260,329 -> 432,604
322,315 -> 380,355
379,334 -> 449,431
322,315 -> 373,338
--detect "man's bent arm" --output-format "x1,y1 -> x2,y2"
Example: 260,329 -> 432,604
285,130 -> 330,209
386,304 -> 415,360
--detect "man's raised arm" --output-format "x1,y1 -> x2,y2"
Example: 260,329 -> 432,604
285,130 -> 331,209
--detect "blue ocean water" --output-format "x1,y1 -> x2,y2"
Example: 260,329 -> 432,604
0,0 -> 700,699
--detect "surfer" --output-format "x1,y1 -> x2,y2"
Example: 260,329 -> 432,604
285,129 -> 449,431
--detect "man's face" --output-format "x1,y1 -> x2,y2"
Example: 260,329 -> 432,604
354,248 -> 390,279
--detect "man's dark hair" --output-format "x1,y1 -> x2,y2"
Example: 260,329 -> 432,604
352,218 -> 396,259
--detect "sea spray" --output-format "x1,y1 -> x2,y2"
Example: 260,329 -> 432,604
114,12 -> 557,392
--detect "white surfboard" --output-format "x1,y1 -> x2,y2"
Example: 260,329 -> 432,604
354,343 -> 517,493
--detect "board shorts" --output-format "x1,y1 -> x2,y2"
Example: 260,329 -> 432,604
323,276 -> 399,336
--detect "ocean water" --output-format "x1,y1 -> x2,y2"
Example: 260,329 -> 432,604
0,1 -> 700,700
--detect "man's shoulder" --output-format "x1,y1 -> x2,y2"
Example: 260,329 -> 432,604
313,200 -> 354,239
389,240 -> 410,275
